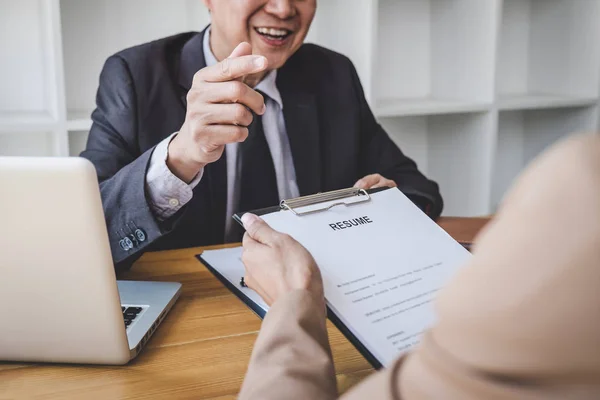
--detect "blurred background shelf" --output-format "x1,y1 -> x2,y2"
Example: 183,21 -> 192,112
0,111 -> 57,133
66,109 -> 93,131
491,105 -> 599,211
374,98 -> 491,118
68,130 -> 89,157
379,111 -> 496,217
497,94 -> 599,111
0,131 -> 58,156
2,0 -> 600,217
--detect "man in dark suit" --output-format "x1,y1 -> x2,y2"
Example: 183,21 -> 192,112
81,0 -> 443,271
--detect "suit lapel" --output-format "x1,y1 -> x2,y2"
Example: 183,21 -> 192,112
178,28 -> 228,242
277,60 -> 322,196
178,29 -> 208,107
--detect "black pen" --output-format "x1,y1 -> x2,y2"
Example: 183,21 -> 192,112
459,242 -> 472,252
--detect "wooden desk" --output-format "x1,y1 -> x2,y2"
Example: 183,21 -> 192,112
0,217 -> 489,399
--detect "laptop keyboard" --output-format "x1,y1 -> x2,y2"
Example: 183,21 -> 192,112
122,306 -> 143,328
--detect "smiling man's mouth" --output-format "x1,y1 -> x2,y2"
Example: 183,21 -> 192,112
254,26 -> 293,42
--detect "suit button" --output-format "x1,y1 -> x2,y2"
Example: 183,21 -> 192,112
169,198 -> 179,207
134,228 -> 147,242
123,237 -> 134,250
119,238 -> 133,251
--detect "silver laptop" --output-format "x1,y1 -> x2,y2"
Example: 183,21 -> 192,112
0,156 -> 181,364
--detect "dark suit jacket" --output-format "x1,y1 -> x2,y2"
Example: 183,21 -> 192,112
81,28 -> 443,270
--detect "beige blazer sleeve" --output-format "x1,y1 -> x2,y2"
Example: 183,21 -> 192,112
238,133 -> 600,400
238,290 -> 337,400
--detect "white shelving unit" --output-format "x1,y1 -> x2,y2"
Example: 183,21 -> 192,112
2,0 -> 600,216
497,0 -> 600,108
380,112 -> 497,216
492,105 -> 599,210
373,0 -> 497,117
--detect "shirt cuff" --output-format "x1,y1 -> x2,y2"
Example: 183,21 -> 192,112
146,132 -> 204,220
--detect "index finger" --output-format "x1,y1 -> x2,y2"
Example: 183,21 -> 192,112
197,55 -> 268,83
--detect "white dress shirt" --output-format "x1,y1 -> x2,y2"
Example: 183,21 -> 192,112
146,27 -> 300,238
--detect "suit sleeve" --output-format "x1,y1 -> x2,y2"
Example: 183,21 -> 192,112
349,63 -> 443,218
238,290 -> 338,400
80,55 -> 173,270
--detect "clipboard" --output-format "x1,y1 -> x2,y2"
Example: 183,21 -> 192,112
197,186 -> 470,370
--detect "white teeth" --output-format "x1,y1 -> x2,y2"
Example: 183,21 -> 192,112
256,27 -> 289,37
270,28 -> 286,36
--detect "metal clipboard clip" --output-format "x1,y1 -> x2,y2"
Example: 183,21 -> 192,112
280,187 -> 371,216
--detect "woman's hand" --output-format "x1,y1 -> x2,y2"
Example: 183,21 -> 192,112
241,213 -> 324,306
